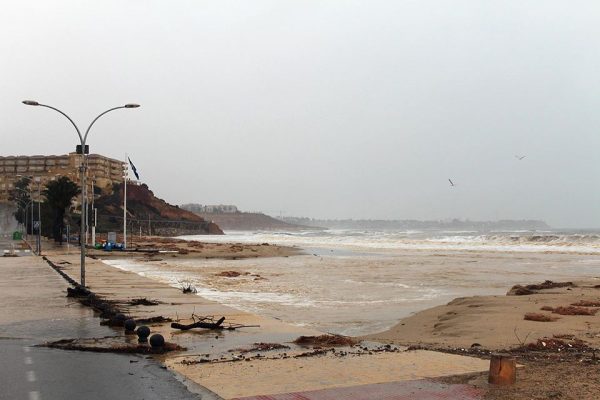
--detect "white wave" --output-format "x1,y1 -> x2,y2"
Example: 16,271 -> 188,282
179,229 -> 600,254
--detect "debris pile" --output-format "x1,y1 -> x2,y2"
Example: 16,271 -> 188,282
524,312 -> 559,322
507,280 -> 575,296
293,334 -> 357,347
40,338 -> 184,354
128,297 -> 161,306
541,306 -> 597,316
519,337 -> 590,352
171,314 -> 259,331
229,343 -> 291,353
571,300 -> 600,307
215,271 -> 245,277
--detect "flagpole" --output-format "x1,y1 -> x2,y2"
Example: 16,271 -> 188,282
124,154 -> 128,249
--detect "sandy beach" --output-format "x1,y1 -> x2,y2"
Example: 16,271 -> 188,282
38,241 -> 493,399
33,232 -> 600,399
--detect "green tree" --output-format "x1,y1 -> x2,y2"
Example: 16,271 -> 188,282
43,177 -> 79,243
9,177 -> 32,233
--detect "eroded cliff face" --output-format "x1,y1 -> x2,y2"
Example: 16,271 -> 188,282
94,183 -> 224,235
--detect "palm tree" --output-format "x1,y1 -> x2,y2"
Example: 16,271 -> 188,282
43,177 -> 79,243
9,177 -> 32,233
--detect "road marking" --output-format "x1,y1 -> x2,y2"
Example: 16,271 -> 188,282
26,370 -> 36,382
25,357 -> 33,365
23,346 -> 31,353
29,391 -> 40,400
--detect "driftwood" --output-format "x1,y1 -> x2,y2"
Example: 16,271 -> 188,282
171,317 -> 226,331
170,315 -> 259,331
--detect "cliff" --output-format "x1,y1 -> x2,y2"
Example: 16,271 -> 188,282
94,183 -> 223,236
186,211 -> 313,232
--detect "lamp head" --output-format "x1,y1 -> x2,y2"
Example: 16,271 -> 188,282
124,103 -> 140,108
22,100 -> 40,106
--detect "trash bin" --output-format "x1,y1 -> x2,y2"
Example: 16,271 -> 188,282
12,231 -> 22,240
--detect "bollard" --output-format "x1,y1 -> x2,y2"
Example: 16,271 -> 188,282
124,319 -> 136,333
488,353 -> 516,385
136,325 -> 150,342
149,334 -> 165,348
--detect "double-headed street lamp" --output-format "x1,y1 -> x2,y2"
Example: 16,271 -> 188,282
23,100 -> 140,286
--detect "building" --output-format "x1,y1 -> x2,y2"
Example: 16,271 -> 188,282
181,204 -> 239,214
0,153 -> 126,203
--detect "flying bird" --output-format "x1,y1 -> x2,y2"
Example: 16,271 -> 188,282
448,179 -> 455,187
515,155 -> 526,160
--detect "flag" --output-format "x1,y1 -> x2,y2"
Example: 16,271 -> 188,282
128,157 -> 140,180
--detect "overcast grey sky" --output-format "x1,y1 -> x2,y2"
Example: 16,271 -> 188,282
2,1 -> 600,227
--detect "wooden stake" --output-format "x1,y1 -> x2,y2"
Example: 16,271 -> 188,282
488,353 -> 516,385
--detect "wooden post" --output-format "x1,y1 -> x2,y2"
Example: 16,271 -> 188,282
488,353 -> 516,385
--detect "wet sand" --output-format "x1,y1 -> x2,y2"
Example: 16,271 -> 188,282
40,249 -> 490,399
364,282 -> 600,350
39,238 -> 600,399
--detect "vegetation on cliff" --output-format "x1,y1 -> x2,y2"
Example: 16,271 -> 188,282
93,183 -> 223,236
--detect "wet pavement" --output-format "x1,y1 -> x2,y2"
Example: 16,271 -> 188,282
0,240 -> 209,400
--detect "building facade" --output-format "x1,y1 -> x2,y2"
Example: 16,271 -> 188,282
0,153 -> 126,203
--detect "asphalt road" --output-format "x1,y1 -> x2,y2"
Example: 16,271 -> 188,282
1,340 -> 203,400
0,236 -> 216,400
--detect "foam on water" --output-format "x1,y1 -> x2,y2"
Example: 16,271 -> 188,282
179,229 -> 600,254
103,229 -> 600,336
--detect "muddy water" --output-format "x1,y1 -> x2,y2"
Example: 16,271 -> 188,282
104,247 -> 600,336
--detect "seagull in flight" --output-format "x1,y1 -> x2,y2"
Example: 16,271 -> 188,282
515,155 -> 526,160
448,179 -> 456,187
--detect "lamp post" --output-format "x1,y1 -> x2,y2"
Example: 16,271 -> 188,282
23,100 -> 140,286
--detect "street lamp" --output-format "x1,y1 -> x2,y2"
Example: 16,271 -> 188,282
22,100 -> 140,286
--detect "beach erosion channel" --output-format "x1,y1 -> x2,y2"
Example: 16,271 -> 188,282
41,229 -> 600,399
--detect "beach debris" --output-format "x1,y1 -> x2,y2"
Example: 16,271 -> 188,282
179,280 -> 197,294
524,313 -> 560,322
228,343 -> 291,353
135,315 -> 172,324
66,286 -> 92,298
507,280 -> 575,296
171,314 -> 260,331
128,297 -> 161,306
571,300 -> 600,307
542,306 -> 598,316
215,270 -> 245,277
292,334 -> 357,347
520,337 -> 590,352
40,338 -> 183,354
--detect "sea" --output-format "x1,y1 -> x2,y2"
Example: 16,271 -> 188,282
104,229 -> 600,336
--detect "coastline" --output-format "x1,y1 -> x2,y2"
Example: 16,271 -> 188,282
38,236 -> 600,399
363,280 -> 600,350
40,241 -> 492,399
